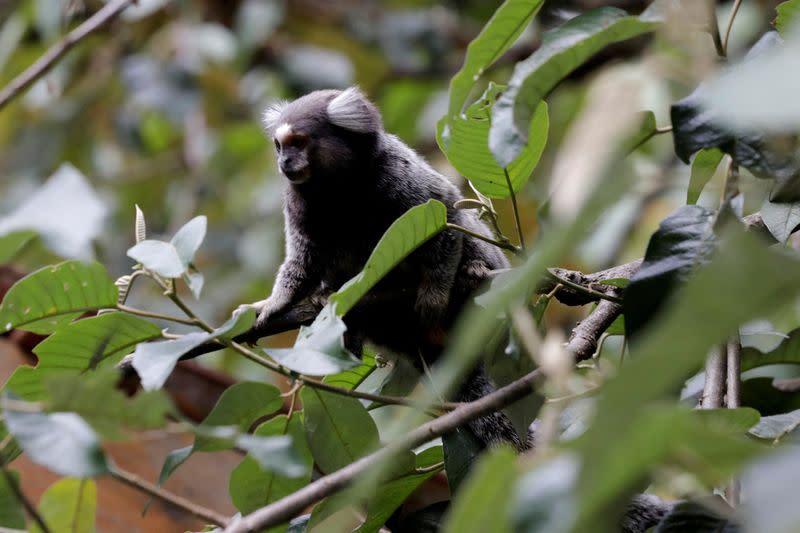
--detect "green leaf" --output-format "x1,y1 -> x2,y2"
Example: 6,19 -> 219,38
0,261 -> 117,334
776,0 -> 800,37
442,0 -> 544,126
623,205 -> 716,339
760,198 -> 800,244
127,240 -> 185,278
512,454 -> 578,533
749,408 -> 800,441
195,381 -> 283,452
442,93 -> 548,198
30,478 -> 96,533
300,387 -> 380,474
0,469 -> 25,529
5,312 -> 162,401
329,200 -> 448,316
624,111 -> 657,153
3,397 -> 108,477
234,433 -> 306,478
268,306 -> 360,376
131,332 -> 212,391
229,415 -> 313,525
354,446 -> 444,533
0,230 -> 35,263
323,351 -> 378,390
687,149 -> 724,205
131,308 -> 256,390
442,445 -> 517,533
742,327 -> 800,371
442,428 -> 484,495
489,7 -> 657,166
43,369 -> 173,438
574,230 -> 800,532
171,216 -> 207,267
691,407 -> 760,433
156,445 -> 193,487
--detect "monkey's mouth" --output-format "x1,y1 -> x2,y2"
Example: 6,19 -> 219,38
283,167 -> 311,184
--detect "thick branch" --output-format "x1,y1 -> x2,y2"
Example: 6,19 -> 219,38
224,368 -> 544,533
701,345 -> 727,409
0,0 -> 135,111
566,300 -> 623,361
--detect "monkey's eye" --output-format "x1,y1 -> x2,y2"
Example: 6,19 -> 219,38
273,139 -> 281,152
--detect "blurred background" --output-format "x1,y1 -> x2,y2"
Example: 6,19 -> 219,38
0,0 -> 790,382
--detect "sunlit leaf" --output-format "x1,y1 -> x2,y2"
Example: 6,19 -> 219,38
127,240 -> 185,278
171,216 -> 207,267
489,7 -> 656,166
687,149 -> 724,205
776,0 -> 800,37
749,408 -> 800,441
0,261 -> 117,334
30,478 -> 96,533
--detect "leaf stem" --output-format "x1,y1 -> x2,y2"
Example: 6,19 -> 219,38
446,223 -> 522,256
116,305 -> 199,327
721,0 -> 743,58
0,465 -> 52,533
108,463 -> 229,527
503,168 -> 525,251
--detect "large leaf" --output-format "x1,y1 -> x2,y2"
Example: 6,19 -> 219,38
776,0 -> 800,37
30,478 -> 96,533
442,445 -> 517,533
441,0 -> 544,126
512,454 -> 579,533
131,307 -> 256,390
740,447 -> 800,533
229,415 -> 313,530
749,408 -> 800,441
624,205 -> 716,339
672,32 -> 800,197
489,7 -> 657,166
354,446 -> 444,533
0,164 -> 107,261
127,240 -> 186,278
759,198 -> 800,244
741,327 -> 800,371
442,90 -> 548,198
0,469 -> 25,529
3,398 -> 108,477
5,312 -> 162,401
0,261 -> 117,334
0,230 -> 35,264
329,200 -> 448,316
300,387 -> 380,474
573,230 -> 800,532
195,381 -> 283,452
267,305 -> 360,376
442,427 -> 484,496
687,148 -> 724,205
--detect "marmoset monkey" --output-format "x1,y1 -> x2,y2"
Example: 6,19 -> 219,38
253,86 -> 524,449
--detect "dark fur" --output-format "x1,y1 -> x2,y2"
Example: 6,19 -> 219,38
257,87 -> 522,449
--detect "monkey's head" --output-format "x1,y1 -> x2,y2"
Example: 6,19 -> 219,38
262,87 -> 383,186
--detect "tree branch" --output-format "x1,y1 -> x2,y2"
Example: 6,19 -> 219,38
701,344 -> 727,409
565,299 -> 623,361
0,0 -> 135,111
108,463 -> 229,527
223,367 -> 544,533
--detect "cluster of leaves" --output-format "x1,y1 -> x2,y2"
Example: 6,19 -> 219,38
2,0 -> 800,532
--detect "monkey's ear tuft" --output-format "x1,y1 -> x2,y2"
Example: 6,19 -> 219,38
262,101 -> 288,133
327,87 -> 382,133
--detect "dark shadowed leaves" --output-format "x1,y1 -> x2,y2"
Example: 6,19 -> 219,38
442,427 -> 484,495
654,499 -> 737,533
623,205 -> 716,339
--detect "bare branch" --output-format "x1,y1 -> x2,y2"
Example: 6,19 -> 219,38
539,260 -> 642,307
223,368 -> 544,533
109,463 -> 229,527
0,0 -> 135,111
565,300 -> 623,361
701,344 -> 727,409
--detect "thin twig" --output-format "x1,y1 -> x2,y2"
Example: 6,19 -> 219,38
503,168 -> 525,251
627,123 -> 673,153
0,0 -> 136,111
708,1 -> 725,57
446,223 -> 522,256
116,304 -> 198,327
721,0 -> 743,58
108,463 -> 229,527
0,466 -> 52,533
223,367 -> 544,533
725,333 -> 742,507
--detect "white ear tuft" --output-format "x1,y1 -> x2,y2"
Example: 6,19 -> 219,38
262,101 -> 288,133
326,87 -> 381,133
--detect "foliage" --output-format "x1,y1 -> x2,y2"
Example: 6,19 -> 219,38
1,1 -> 800,532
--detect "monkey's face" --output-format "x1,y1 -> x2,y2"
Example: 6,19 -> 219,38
273,123 -> 311,184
